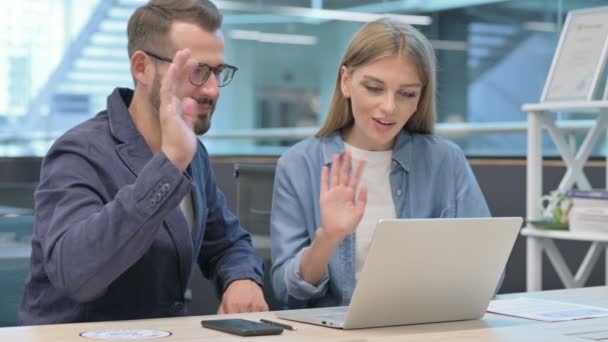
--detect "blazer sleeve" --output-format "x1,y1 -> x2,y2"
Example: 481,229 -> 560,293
270,154 -> 330,308
35,137 -> 192,302
196,147 -> 263,295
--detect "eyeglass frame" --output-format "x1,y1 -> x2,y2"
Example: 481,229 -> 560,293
142,50 -> 238,87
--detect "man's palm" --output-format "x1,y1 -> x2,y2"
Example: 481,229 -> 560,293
159,49 -> 198,171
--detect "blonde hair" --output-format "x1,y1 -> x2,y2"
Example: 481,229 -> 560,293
317,18 -> 437,137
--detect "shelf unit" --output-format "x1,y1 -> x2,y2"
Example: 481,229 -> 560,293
522,101 -> 608,291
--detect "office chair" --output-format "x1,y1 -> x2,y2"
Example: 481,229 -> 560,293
0,215 -> 33,327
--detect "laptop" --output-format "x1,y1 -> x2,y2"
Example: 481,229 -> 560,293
276,217 -> 522,329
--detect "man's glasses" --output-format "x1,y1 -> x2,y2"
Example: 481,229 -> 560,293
143,50 -> 238,87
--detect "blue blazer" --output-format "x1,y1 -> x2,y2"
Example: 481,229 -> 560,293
20,88 -> 263,324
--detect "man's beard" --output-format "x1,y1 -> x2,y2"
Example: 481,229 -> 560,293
148,73 -> 215,135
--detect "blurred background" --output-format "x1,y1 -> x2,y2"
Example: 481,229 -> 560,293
1,0 -> 608,326
1,0 -> 607,157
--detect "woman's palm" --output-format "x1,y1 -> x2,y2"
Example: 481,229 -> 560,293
319,152 -> 367,241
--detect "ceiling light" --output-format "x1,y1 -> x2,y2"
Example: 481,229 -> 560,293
229,30 -> 317,45
215,1 -> 432,25
430,40 -> 468,51
522,21 -> 558,32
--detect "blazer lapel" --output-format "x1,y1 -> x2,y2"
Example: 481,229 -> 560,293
189,154 -> 206,263
116,139 -> 195,290
107,88 -> 194,291
116,139 -> 151,178
108,88 -> 153,178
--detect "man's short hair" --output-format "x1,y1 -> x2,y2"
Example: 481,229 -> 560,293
127,0 -> 222,57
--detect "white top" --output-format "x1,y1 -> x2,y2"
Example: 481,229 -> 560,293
179,192 -> 194,234
344,142 -> 397,281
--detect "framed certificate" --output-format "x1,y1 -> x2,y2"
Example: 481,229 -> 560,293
541,6 -> 608,102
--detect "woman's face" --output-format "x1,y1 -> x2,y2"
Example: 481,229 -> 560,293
340,54 -> 423,151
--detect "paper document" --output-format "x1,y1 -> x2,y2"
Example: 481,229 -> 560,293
568,330 -> 608,341
488,298 -> 608,322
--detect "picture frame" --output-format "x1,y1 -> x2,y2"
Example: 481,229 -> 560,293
541,6 -> 608,102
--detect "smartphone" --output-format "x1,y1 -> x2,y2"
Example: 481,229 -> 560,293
201,318 -> 284,336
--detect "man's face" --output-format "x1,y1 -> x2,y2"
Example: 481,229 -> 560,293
148,22 -> 225,135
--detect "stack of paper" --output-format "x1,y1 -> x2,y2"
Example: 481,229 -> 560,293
488,298 -> 608,322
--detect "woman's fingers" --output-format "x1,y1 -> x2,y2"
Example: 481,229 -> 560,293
339,151 -> 351,186
320,166 -> 329,195
329,154 -> 340,188
327,151 -> 366,196
348,159 -> 366,189
356,185 -> 368,213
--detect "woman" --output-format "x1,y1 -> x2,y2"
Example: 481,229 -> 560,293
270,18 -> 490,309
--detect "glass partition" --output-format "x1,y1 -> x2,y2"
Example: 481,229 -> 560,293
1,0 -> 606,157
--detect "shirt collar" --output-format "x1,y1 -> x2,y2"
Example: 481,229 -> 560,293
320,129 -> 412,172
320,131 -> 345,166
107,87 -> 141,143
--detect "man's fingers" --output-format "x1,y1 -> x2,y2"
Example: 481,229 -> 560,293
251,297 -> 269,312
217,298 -> 268,314
250,304 -> 269,312
172,49 -> 194,84
159,49 -> 193,113
217,303 -> 226,315
160,50 -> 187,101
181,97 -> 197,129
227,302 -> 246,314
242,301 -> 267,313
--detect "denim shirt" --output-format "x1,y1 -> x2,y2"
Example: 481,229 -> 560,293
270,130 -> 491,309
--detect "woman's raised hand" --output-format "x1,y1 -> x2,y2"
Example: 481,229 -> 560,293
319,151 -> 367,243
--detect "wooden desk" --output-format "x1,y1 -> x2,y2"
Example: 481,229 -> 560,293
2,287 -> 608,341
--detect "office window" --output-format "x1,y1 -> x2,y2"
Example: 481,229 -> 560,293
8,56 -> 31,109
0,0 -> 606,157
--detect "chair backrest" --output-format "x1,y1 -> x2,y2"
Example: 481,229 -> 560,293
0,215 -> 34,327
234,163 -> 276,237
233,163 -> 281,310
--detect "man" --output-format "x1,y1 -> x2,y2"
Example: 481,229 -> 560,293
20,0 -> 268,325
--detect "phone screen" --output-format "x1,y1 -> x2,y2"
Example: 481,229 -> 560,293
201,318 -> 284,336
